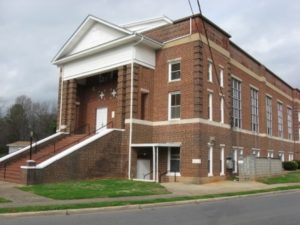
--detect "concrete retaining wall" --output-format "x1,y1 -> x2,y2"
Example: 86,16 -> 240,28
238,156 -> 283,181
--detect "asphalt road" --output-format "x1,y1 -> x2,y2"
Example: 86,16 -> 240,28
1,191 -> 300,225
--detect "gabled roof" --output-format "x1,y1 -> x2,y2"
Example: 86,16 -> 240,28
52,15 -> 134,63
52,15 -> 164,65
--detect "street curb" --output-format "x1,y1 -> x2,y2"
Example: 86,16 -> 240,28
0,189 -> 299,218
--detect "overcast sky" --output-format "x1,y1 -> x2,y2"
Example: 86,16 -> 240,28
1,0 -> 299,109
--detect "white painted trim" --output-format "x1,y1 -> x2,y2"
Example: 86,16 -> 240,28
231,74 -> 242,82
250,84 -> 259,91
131,143 -> 181,147
140,88 -> 150,93
168,60 -> 181,82
1,132 -> 65,163
266,93 -> 273,99
220,146 -> 225,176
208,92 -> 213,121
24,129 -> 123,169
208,145 -> 213,177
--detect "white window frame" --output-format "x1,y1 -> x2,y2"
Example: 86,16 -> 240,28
299,127 -> 300,141
208,145 -> 213,177
266,96 -> 272,136
250,88 -> 259,133
168,92 -> 181,120
208,60 -> 213,82
288,153 -> 294,161
252,149 -> 260,157
220,146 -> 225,176
298,111 -> 300,122
287,107 -> 293,140
219,67 -> 224,87
220,96 -> 224,124
208,92 -> 213,121
267,150 -> 274,158
233,149 -> 238,173
277,102 -> 283,138
167,147 -> 181,176
168,60 -> 181,82
278,151 -> 285,162
232,78 -> 242,128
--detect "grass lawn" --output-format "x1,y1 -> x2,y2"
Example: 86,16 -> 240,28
2,185 -> 300,214
0,197 -> 10,203
19,179 -> 169,200
259,171 -> 300,184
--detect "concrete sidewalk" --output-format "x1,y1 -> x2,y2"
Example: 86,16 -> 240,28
0,180 -> 299,209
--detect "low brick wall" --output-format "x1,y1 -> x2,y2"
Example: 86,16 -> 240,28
238,156 -> 283,181
23,130 -> 123,184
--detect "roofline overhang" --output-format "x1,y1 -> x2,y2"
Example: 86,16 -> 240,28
52,33 -> 163,65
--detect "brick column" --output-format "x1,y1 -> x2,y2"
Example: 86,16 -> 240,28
125,64 -> 139,120
116,66 -> 127,129
66,79 -> 77,133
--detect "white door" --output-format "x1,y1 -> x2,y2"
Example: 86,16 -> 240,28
96,107 -> 108,133
136,159 -> 151,180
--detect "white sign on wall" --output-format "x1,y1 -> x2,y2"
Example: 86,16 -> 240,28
192,159 -> 201,164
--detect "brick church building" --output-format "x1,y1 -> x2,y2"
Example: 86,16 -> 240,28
1,14 -> 300,184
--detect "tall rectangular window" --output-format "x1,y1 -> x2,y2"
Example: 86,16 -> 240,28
220,146 -> 225,176
169,147 -> 180,173
208,61 -> 213,82
169,92 -> 181,120
277,102 -> 283,138
266,96 -> 272,136
208,146 -> 213,176
287,108 -> 293,140
278,152 -> 285,162
288,153 -> 294,161
208,92 -> 213,121
220,97 -> 224,124
169,61 -> 181,81
250,88 -> 259,132
219,67 -> 224,87
232,78 -> 242,128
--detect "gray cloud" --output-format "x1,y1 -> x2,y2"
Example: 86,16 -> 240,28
1,0 -> 299,109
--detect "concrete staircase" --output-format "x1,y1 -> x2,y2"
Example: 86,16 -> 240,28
0,134 -> 87,184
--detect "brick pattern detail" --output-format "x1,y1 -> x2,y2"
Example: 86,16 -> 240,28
193,41 -> 204,117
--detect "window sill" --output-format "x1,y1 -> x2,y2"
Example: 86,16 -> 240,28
168,79 -> 181,83
167,172 -> 181,177
168,118 -> 181,121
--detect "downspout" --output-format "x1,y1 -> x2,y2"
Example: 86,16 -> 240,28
59,66 -> 64,132
128,35 -> 144,180
189,17 -> 192,35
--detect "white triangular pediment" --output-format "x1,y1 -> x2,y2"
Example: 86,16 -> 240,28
69,22 -> 126,55
53,15 -> 132,62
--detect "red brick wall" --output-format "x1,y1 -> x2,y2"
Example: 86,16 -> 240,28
27,130 -> 123,184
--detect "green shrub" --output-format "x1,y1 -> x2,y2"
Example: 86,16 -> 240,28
282,161 -> 298,171
295,160 -> 300,170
